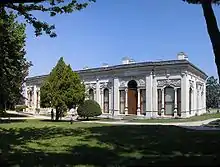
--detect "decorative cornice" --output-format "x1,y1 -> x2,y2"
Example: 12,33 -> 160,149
157,79 -> 181,88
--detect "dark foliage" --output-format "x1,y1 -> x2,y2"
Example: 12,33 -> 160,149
77,100 -> 102,119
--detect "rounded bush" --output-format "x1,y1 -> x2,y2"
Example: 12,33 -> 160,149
77,100 -> 102,119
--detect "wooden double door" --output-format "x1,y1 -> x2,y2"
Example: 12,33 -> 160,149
128,88 -> 138,115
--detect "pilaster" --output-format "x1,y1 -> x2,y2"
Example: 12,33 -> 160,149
174,88 -> 177,117
145,73 -> 153,117
113,78 -> 120,116
161,88 -> 165,117
181,72 -> 188,117
96,79 -> 100,105
137,88 -> 141,116
125,88 -> 128,115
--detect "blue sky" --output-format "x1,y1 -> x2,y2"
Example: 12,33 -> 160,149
24,0 -> 220,78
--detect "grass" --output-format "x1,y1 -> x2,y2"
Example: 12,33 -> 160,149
0,120 -> 220,166
127,113 -> 220,123
0,112 -> 29,118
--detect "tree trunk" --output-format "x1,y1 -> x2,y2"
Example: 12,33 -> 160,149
55,107 -> 60,121
201,1 -> 220,81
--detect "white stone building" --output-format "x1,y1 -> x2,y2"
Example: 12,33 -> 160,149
23,53 -> 208,118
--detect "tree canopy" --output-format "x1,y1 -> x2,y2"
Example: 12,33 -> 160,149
0,0 -> 96,37
40,57 -> 85,120
206,76 -> 220,108
183,0 -> 220,80
0,11 -> 31,112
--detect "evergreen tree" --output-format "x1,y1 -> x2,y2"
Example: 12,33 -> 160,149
40,57 -> 85,120
206,76 -> 220,108
0,0 -> 96,37
0,11 -> 31,113
183,0 -> 220,81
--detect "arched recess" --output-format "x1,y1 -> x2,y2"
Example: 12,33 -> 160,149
127,80 -> 138,115
164,86 -> 175,115
89,89 -> 94,100
103,88 -> 109,113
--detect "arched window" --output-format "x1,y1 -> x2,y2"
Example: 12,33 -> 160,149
140,89 -> 146,115
89,89 -> 94,100
103,88 -> 109,113
189,88 -> 193,114
120,90 -> 125,114
164,86 -> 175,115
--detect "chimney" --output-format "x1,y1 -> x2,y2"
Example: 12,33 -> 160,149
83,66 -> 89,70
122,57 -> 135,64
177,52 -> 188,60
101,63 -> 109,68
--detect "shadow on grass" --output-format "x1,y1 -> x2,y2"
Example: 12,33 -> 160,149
0,119 -> 26,124
0,113 -> 29,118
0,123 -> 220,166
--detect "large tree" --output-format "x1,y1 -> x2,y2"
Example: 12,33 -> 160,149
0,0 -> 96,37
40,57 -> 85,120
206,76 -> 220,108
183,0 -> 220,80
0,11 -> 31,113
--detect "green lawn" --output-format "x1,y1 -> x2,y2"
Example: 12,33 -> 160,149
0,120 -> 220,166
127,113 -> 220,123
0,112 -> 29,118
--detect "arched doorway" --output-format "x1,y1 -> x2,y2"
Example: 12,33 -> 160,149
127,80 -> 138,115
164,86 -> 175,115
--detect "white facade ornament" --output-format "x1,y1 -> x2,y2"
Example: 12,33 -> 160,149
189,80 -> 194,88
157,79 -> 181,87
120,81 -> 126,87
100,82 -> 112,89
138,79 -> 145,87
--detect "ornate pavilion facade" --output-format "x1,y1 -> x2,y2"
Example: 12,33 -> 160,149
23,53 -> 208,118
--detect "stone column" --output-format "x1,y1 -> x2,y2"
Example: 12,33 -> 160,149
181,72 -> 188,117
197,89 -> 199,115
137,88 -> 141,116
109,89 -> 112,114
96,79 -> 100,104
174,88 -> 178,117
100,89 -> 104,113
161,88 -> 165,116
113,78 -> 120,116
125,88 -> 128,115
145,73 -> 153,118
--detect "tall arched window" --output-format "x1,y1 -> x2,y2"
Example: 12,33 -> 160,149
189,87 -> 193,114
140,89 -> 146,115
164,86 -> 175,115
89,89 -> 94,100
120,90 -> 125,114
103,88 -> 109,113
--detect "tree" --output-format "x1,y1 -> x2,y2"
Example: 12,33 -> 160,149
183,0 -> 220,80
40,57 -> 85,120
0,11 -> 31,113
206,76 -> 220,108
77,100 -> 102,120
0,0 -> 96,37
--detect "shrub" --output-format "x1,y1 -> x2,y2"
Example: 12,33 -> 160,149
77,100 -> 102,119
15,105 -> 28,112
